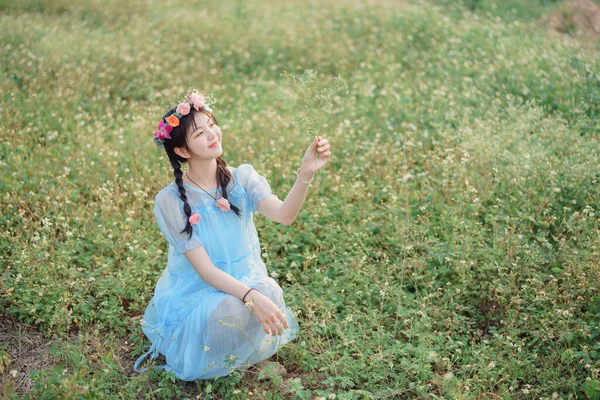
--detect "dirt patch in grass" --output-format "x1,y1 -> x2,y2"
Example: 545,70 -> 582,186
0,316 -> 61,395
541,0 -> 600,47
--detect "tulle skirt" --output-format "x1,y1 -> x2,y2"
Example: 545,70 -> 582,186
133,274 -> 299,381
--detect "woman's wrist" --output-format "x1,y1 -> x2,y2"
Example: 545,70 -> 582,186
244,289 -> 260,303
241,287 -> 254,302
297,165 -> 315,184
241,287 -> 261,303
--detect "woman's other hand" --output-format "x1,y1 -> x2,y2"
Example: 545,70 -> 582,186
245,290 -> 289,336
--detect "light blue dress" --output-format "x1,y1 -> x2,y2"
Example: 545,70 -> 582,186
133,164 -> 299,381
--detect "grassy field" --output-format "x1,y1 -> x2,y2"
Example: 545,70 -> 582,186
1,0 -> 599,398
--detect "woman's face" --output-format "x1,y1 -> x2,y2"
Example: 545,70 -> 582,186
185,111 -> 222,159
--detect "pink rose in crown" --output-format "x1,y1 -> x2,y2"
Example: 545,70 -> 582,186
176,102 -> 191,116
188,92 -> 206,111
217,198 -> 231,212
189,212 -> 201,225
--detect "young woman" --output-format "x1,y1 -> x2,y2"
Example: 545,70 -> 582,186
133,91 -> 332,381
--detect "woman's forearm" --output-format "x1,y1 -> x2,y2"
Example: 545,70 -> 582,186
278,164 -> 315,224
200,264 -> 252,300
186,247 -> 252,300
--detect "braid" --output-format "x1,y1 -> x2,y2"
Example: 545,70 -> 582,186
167,150 -> 194,239
216,157 -> 242,218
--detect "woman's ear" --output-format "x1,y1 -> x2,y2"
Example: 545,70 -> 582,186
174,146 -> 191,159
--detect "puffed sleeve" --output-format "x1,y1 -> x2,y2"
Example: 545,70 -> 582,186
153,189 -> 205,253
236,163 -> 280,215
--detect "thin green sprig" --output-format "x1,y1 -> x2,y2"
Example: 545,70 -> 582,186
280,69 -> 348,139
280,69 -> 348,176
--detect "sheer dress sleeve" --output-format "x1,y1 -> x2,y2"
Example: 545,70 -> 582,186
236,163 -> 279,215
154,189 -> 205,254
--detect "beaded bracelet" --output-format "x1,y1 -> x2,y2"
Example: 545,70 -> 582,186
296,167 -> 315,184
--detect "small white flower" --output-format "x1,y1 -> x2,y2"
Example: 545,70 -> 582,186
10,370 -> 17,378
329,394 -> 337,399
203,346 -> 210,351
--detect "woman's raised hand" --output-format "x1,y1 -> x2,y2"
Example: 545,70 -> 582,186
245,290 -> 289,336
302,136 -> 331,174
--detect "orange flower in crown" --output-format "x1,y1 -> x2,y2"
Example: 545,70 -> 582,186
166,115 -> 180,127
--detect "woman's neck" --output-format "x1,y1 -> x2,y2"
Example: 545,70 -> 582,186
185,158 -> 219,189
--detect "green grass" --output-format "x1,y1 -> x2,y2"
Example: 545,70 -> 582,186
1,0 -> 599,398
430,0 -> 600,21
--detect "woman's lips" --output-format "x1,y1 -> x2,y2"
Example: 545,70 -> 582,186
209,141 -> 220,148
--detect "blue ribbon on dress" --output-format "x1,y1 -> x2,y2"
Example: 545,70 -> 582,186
133,321 -> 172,373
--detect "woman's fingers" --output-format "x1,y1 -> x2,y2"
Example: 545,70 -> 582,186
262,316 -> 286,336
272,313 -> 289,335
269,318 -> 278,336
252,293 -> 290,336
278,312 -> 289,330
262,322 -> 271,335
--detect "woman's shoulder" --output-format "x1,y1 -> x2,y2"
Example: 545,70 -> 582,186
234,163 -> 255,171
229,164 -> 258,173
234,163 -> 260,181
229,164 -> 257,182
154,182 -> 182,205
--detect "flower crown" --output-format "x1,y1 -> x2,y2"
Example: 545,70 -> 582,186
153,91 -> 213,148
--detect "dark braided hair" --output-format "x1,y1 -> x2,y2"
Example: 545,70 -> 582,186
160,106 -> 242,239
